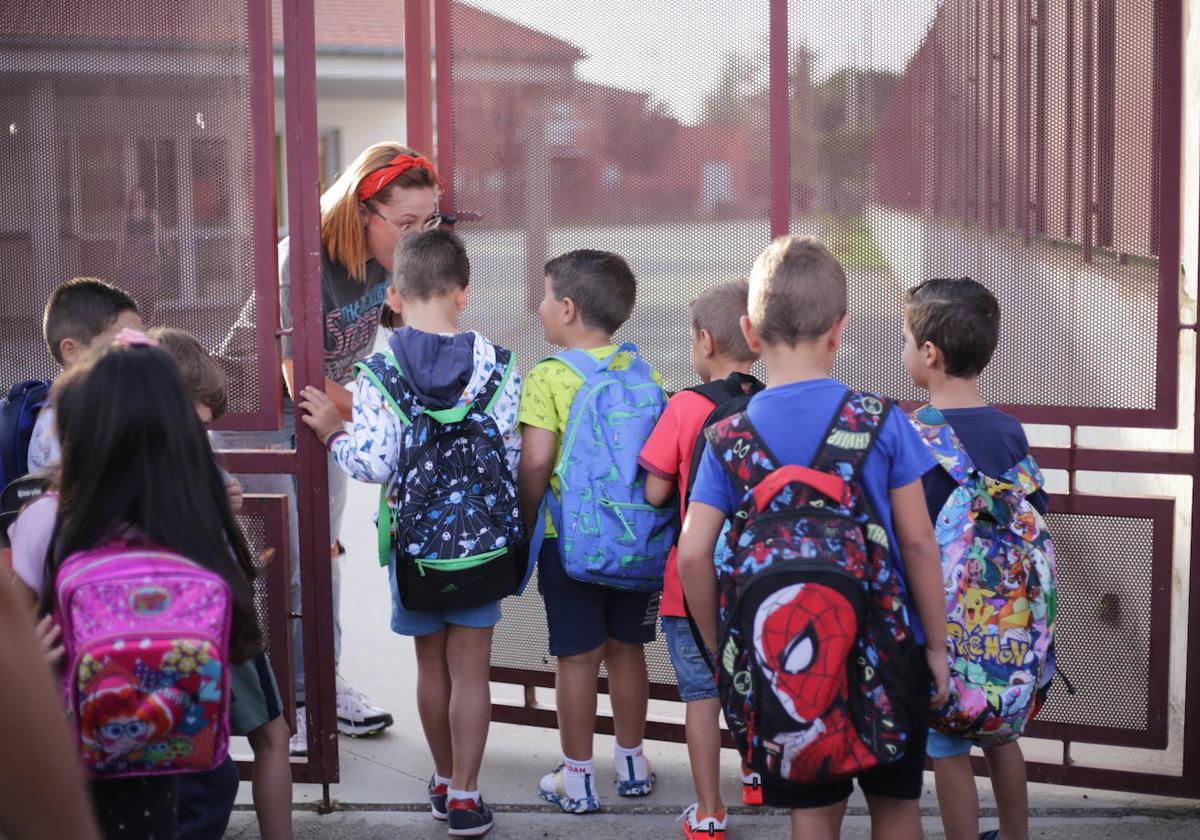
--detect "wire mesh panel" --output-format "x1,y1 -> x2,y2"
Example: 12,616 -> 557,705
1026,500 -> 1172,747
448,0 -> 771,393
797,0 -> 1177,423
0,0 -> 272,420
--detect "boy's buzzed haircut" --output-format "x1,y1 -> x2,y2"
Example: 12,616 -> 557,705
748,237 -> 846,347
690,278 -> 757,362
544,249 -> 636,335
393,228 -> 470,301
149,327 -> 229,420
43,277 -> 139,365
907,277 -> 1000,378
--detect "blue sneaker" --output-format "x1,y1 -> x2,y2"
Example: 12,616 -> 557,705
538,765 -> 602,814
614,755 -> 655,797
447,797 -> 494,836
428,776 -> 448,821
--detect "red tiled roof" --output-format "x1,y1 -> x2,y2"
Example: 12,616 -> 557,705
270,0 -> 581,61
2,0 -> 581,62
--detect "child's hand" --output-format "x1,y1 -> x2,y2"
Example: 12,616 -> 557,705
225,476 -> 244,514
299,386 -> 344,442
36,614 -> 64,667
926,645 -> 950,708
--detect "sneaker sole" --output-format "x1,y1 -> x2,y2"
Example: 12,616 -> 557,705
447,819 -> 494,837
430,805 -> 447,822
337,718 -> 392,737
538,789 -> 601,814
615,772 -> 656,797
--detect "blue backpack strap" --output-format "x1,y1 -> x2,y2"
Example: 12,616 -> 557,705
910,404 -> 975,485
1000,454 -> 1044,497
809,390 -> 892,506
552,348 -> 602,381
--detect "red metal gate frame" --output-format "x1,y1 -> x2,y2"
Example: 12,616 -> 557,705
218,0 -> 339,789
408,0 -> 1197,798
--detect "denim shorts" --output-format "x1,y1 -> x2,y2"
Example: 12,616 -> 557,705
387,557 -> 502,637
926,728 -> 981,759
661,616 -> 719,702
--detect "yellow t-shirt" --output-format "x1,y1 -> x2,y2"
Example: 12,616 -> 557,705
518,345 -> 664,537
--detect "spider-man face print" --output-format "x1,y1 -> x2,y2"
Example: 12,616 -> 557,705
753,582 -> 857,723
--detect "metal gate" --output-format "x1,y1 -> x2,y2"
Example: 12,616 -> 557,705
404,0 -> 1198,797
0,0 -> 340,786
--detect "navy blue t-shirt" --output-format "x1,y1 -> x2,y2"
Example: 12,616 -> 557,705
689,378 -> 936,642
921,406 -> 1049,520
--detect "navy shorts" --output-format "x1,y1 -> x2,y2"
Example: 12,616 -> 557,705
662,616 -> 719,702
537,537 -> 659,657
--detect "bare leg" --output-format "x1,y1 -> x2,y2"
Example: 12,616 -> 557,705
554,644 -> 605,760
684,697 -> 725,816
413,630 -> 453,778
247,715 -> 294,840
864,793 -> 924,840
603,639 -> 649,750
445,625 -> 494,791
986,741 -> 1029,840
933,754 -> 979,840
790,799 -> 847,840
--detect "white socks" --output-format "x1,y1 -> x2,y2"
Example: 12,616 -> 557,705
432,773 -> 451,789
560,756 -> 596,800
613,742 -> 649,782
447,787 -> 480,804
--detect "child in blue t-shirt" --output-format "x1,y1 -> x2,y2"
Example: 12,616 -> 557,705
678,236 -> 949,840
903,277 -> 1047,840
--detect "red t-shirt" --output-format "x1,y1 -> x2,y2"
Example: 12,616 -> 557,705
638,389 -> 718,618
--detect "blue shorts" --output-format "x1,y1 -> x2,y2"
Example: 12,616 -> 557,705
927,728 -> 984,759
537,538 -> 659,657
388,559 -> 502,637
662,616 -> 719,702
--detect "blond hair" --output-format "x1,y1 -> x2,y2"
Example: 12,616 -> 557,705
748,237 -> 847,347
320,142 -> 439,281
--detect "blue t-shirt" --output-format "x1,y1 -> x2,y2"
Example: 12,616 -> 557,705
921,406 -> 1049,520
689,378 -> 936,642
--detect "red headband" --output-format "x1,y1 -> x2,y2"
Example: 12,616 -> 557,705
356,153 -> 439,202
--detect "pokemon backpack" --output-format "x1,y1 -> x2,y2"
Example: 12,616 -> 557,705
705,390 -> 916,788
54,542 -> 232,778
910,404 -> 1057,745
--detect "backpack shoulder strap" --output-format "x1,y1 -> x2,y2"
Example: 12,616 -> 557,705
909,404 -> 975,485
999,453 -> 1044,498
810,390 -> 893,485
703,411 -> 777,496
352,351 -> 416,426
478,346 -> 516,414
551,348 -> 603,381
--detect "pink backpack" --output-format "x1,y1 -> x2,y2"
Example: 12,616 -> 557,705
54,542 -> 232,778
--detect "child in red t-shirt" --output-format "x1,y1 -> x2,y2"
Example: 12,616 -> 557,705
640,279 -> 763,840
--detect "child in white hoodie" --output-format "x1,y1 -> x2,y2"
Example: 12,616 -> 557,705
300,228 -> 521,838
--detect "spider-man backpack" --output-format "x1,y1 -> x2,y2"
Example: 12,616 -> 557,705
705,390 -> 916,787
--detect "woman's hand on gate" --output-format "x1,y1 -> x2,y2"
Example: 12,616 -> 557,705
299,386 -> 344,442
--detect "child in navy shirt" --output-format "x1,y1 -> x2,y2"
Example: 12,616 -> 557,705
903,277 -> 1046,840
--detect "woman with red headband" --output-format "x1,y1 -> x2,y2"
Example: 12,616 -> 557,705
219,142 -> 441,757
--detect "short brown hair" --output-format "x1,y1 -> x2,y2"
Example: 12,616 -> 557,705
44,277 -> 139,365
906,277 -> 1000,378
393,228 -> 470,301
690,278 -> 757,362
544,250 -> 636,335
149,327 -> 228,420
748,237 -> 847,347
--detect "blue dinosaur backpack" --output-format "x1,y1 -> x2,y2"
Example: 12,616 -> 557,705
705,391 -> 916,787
354,347 -> 526,611
537,343 -> 676,592
909,405 -> 1057,745
0,379 -> 51,488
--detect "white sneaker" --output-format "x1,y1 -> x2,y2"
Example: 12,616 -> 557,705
289,707 -> 307,756
335,674 -> 393,736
